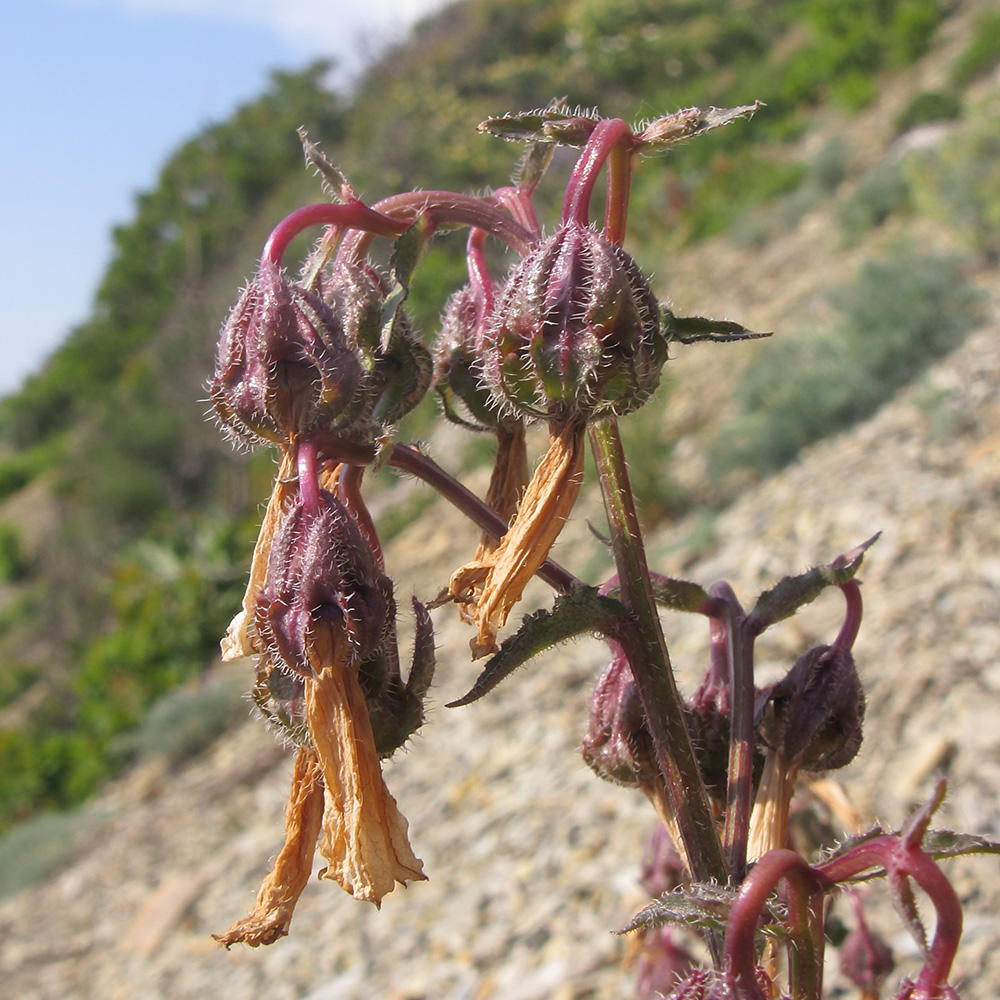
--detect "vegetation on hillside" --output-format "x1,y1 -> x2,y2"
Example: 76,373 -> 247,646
1,0 -> 998,837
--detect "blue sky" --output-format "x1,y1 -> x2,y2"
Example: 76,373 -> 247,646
0,0 -> 448,397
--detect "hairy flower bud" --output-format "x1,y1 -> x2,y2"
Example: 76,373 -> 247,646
840,897 -> 894,998
255,490 -> 391,680
434,283 -> 503,430
326,260 -> 432,427
582,643 -> 657,786
210,260 -> 361,445
765,644 -> 865,772
483,221 -> 666,423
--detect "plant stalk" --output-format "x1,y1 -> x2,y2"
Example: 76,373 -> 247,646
588,415 -> 728,893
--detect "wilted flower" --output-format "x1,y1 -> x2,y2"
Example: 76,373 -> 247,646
216,476 -> 428,946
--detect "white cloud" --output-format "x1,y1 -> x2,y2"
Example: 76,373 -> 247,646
56,0 -> 451,61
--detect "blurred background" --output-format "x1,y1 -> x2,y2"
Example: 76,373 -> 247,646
2,0 -> 1000,996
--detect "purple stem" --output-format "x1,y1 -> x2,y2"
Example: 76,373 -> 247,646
340,189 -> 535,263
817,836 -> 962,994
724,849 -> 830,1000
262,201 -> 410,267
336,464 -> 385,571
465,228 -> 496,332
296,438 -> 321,517
833,579 -> 863,651
708,582 -> 755,879
305,433 -> 580,595
492,185 -> 543,237
561,118 -> 635,229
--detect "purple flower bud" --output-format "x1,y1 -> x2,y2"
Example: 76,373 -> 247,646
763,644 -> 865,772
483,221 -> 666,423
210,260 -> 362,445
636,926 -> 698,1000
581,643 -> 657,787
255,490 -> 391,679
840,896 -> 895,996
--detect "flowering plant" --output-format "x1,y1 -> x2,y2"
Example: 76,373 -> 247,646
207,100 -> 997,997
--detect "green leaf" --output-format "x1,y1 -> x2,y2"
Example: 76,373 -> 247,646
446,586 -> 628,708
617,883 -> 761,936
747,534 -> 879,632
662,307 -> 772,346
648,576 -> 716,615
380,218 -> 431,352
298,129 -> 355,204
516,142 -> 555,194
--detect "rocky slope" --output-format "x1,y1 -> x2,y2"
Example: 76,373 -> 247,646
3,272 -> 1000,997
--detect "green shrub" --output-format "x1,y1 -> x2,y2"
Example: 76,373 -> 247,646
895,90 -> 962,134
0,809 -> 104,897
0,524 -> 28,582
710,249 -> 981,477
950,11 -> 1000,86
839,159 -> 911,240
130,669 -> 249,764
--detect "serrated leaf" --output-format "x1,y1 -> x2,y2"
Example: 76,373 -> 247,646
747,534 -> 880,633
406,597 -> 436,703
637,102 -> 764,149
516,141 -> 555,193
662,307 -> 772,345
616,883 -> 788,941
921,829 -> 1000,860
380,217 -> 431,352
298,128 -> 355,204
446,586 -> 628,707
478,103 -> 602,146
649,576 -> 715,614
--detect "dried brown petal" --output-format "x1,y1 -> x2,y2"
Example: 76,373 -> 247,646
461,421 -> 585,657
308,665 -> 425,905
214,745 -> 325,947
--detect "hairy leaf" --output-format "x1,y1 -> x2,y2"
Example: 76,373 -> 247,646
446,586 -> 628,707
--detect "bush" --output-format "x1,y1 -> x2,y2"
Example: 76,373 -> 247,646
895,89 -> 962,134
950,10 -> 1000,86
838,159 -> 911,240
710,248 -> 981,477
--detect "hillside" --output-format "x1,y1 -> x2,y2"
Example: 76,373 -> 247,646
1,0 -> 1000,995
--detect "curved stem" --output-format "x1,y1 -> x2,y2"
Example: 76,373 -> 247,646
262,202 -> 410,267
561,118 -> 634,229
336,465 -> 385,571
342,190 -> 535,262
465,228 -> 496,332
604,138 -> 634,246
724,849 -> 830,1000
834,579 -> 863,651
492,185 -> 543,238
817,836 -> 962,994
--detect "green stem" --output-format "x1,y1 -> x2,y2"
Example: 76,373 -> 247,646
588,416 -> 728,894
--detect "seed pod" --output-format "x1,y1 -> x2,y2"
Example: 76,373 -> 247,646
210,260 -> 361,445
483,221 -> 666,423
